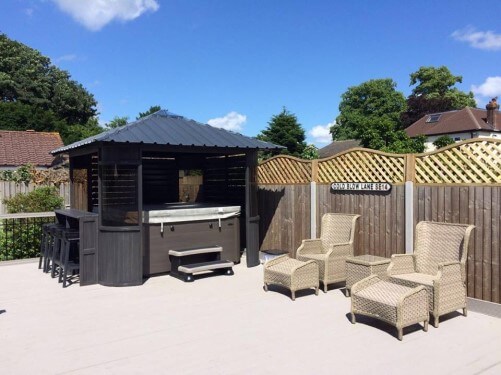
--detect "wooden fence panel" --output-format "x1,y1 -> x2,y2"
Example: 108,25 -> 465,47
258,184 -> 310,256
317,184 -> 406,258
414,185 -> 501,302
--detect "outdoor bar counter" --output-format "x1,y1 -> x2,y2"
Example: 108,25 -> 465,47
54,209 -> 98,286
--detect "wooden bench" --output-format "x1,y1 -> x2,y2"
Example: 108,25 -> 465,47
169,246 -> 234,282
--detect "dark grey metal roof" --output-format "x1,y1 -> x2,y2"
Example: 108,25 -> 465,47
52,110 -> 284,154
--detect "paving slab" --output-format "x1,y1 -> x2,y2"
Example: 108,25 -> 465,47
0,262 -> 500,375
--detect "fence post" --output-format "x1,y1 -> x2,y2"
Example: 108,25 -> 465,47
310,160 -> 318,238
404,155 -> 416,254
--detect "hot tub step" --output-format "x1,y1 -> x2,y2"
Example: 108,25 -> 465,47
168,246 -> 222,257
176,260 -> 234,282
178,260 -> 234,274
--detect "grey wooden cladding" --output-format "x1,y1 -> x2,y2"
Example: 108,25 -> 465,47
317,184 -> 406,258
143,217 -> 240,275
79,215 -> 98,285
258,184 -> 311,257
54,209 -> 99,286
414,185 -> 501,303
98,229 -> 142,286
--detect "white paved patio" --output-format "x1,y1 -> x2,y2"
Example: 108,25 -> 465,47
1,260 -> 500,375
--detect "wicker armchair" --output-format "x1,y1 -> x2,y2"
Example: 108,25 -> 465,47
388,221 -> 475,328
296,213 -> 360,292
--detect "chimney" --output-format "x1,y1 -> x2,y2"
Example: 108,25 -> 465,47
486,97 -> 499,130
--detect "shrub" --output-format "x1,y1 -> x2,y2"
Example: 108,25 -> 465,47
0,187 -> 63,260
433,135 -> 455,149
4,186 -> 64,213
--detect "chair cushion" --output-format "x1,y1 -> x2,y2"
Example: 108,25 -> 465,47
355,281 -> 414,306
267,258 -> 306,275
391,272 -> 435,286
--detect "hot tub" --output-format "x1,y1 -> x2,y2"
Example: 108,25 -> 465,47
142,203 -> 241,275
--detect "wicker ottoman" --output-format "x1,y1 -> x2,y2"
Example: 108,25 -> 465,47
263,255 -> 319,301
351,275 -> 429,340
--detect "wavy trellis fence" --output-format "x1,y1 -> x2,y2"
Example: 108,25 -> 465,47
257,139 -> 501,303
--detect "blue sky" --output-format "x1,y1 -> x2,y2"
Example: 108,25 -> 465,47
1,0 -> 500,146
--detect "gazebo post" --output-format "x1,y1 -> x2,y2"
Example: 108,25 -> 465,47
245,150 -> 260,267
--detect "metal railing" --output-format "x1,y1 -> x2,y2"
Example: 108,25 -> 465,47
0,212 -> 55,261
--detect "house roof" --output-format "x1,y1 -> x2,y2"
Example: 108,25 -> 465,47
318,140 -> 362,158
405,107 -> 501,137
52,110 -> 284,155
0,130 -> 63,168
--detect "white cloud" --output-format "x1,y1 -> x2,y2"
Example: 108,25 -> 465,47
25,8 -> 34,17
51,0 -> 159,31
54,54 -> 77,63
452,27 -> 501,51
471,77 -> 501,98
309,121 -> 334,144
207,112 -> 246,132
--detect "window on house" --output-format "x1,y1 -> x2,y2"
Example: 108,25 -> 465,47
454,137 -> 461,142
426,114 -> 442,123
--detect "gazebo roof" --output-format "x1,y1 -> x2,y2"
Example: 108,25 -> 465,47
52,110 -> 284,154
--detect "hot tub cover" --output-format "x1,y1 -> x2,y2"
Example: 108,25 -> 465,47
143,203 -> 241,224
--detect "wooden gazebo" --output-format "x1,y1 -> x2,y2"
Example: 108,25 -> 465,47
52,110 -> 282,286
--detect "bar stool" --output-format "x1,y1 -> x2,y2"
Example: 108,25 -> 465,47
41,223 -> 64,273
50,226 -> 66,279
58,229 -> 80,288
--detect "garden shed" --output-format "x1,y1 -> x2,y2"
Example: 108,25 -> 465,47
51,110 -> 282,286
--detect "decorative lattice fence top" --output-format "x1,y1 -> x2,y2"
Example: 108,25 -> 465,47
415,139 -> 501,184
256,139 -> 501,185
258,156 -> 312,184
317,149 -> 406,184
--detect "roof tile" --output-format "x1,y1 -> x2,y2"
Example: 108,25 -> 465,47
0,130 -> 63,167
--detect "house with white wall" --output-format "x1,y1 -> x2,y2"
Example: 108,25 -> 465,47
405,98 -> 500,151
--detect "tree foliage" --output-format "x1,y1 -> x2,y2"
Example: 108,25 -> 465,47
300,144 -> 319,160
137,105 -> 161,119
400,95 -> 454,128
400,66 -> 476,128
0,33 -> 100,144
433,135 -> 455,149
409,66 -> 475,107
257,108 -> 306,158
106,116 -> 129,129
332,79 -> 424,153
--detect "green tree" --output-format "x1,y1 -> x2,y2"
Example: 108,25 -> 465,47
0,33 -> 99,144
137,105 -> 161,119
433,135 -> 455,149
332,79 -> 424,153
106,116 -> 129,129
257,108 -> 306,158
409,66 -> 476,108
400,95 -> 454,128
401,67 -> 476,128
0,101 -> 67,132
58,117 -> 103,145
301,144 -> 319,160
0,34 -> 97,124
